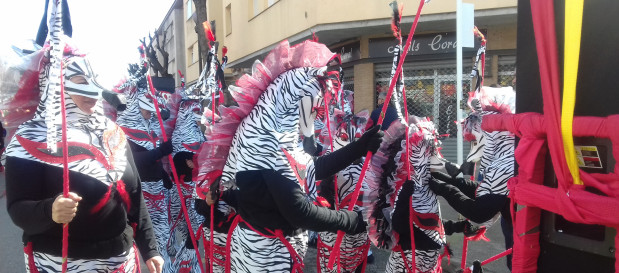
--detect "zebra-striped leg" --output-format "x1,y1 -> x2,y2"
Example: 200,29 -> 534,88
142,181 -> 173,273
24,246 -> 137,273
203,227 -> 228,273
385,248 -> 441,273
318,231 -> 369,273
168,184 -> 181,257
229,225 -> 308,273
170,182 -> 204,273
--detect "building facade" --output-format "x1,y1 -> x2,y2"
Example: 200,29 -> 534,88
151,0 -> 186,88
201,0 -> 517,160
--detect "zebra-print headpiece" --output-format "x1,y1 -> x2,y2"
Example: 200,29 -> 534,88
115,57 -> 170,151
172,99 -> 205,156
463,86 -> 515,142
195,39 -> 337,185
467,86 -> 516,114
319,108 -> 369,151
364,115 -> 444,249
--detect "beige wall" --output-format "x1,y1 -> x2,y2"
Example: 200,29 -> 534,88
184,0 -> 200,84
210,0 -> 516,64
486,24 -> 517,51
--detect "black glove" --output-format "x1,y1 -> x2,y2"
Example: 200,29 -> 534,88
431,171 -> 478,198
356,125 -> 384,155
460,161 -> 476,176
428,177 -> 450,196
443,219 -> 480,236
444,161 -> 461,178
431,171 -> 459,185
348,210 -> 368,235
158,140 -> 173,156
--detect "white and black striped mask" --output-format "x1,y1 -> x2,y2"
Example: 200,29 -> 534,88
137,93 -> 156,112
63,56 -> 104,99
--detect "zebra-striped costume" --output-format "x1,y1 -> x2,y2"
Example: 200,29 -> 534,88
3,1 -> 159,272
115,56 -> 173,271
432,86 -> 516,228
4,41 -> 157,273
226,65 -> 326,273
365,117 -> 446,273
24,244 -> 138,273
430,86 -> 516,270
167,98 -> 205,273
194,40 -> 367,273
316,110 -> 371,273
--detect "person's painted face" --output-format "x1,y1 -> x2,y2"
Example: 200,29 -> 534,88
67,76 -> 99,115
140,108 -> 152,120
186,159 -> 195,169
69,94 -> 99,115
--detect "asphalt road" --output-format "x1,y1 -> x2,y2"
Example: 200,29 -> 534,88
1,171 -> 509,273
0,172 -> 26,273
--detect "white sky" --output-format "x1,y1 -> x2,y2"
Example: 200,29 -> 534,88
0,0 -> 175,89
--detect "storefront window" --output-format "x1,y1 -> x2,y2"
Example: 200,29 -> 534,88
374,62 -> 472,138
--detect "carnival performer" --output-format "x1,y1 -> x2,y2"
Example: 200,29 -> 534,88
166,95 -> 205,273
364,116 -> 449,273
198,40 -> 382,273
315,109 -> 373,273
4,2 -> 162,271
192,39 -> 233,273
429,86 -> 516,269
115,48 -> 174,270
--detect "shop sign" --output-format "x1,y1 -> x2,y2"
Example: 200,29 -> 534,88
331,42 -> 361,64
369,31 -> 484,58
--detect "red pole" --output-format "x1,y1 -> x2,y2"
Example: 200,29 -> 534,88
327,0 -> 427,269
146,74 -> 206,273
59,61 -> 70,273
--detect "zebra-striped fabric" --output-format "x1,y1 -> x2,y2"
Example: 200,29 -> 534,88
474,112 -> 514,197
315,110 -> 371,273
385,248 -> 441,273
467,111 -> 515,227
317,231 -> 369,273
396,121 -> 444,246
170,244 -> 201,273
5,47 -> 126,187
167,180 -> 203,271
365,117 -> 445,272
222,67 -> 326,186
202,227 -> 228,273
171,99 -> 204,155
141,180 -> 172,272
115,65 -> 166,151
229,225 -> 308,273
224,67 -> 326,272
25,245 -> 137,273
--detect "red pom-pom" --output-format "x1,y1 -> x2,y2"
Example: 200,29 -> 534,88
222,46 -> 228,57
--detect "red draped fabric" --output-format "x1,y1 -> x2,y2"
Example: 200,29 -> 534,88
475,1 -> 619,272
